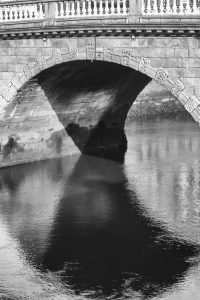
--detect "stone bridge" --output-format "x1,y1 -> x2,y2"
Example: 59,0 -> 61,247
0,0 -> 200,166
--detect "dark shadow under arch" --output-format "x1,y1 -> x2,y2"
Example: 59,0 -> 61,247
36,60 -> 151,162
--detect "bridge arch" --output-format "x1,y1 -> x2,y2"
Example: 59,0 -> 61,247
2,41 -> 200,124
1,40 -> 200,166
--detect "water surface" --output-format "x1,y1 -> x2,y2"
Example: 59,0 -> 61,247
0,117 -> 200,299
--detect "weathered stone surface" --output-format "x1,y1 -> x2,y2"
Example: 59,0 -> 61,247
0,35 -> 199,167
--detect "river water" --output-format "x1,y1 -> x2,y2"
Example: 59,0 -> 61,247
0,117 -> 200,300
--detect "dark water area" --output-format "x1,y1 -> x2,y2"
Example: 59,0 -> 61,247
0,117 -> 200,299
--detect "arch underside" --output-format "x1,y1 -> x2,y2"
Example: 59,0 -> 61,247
0,43 -> 200,167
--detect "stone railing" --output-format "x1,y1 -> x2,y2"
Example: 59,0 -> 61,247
0,0 -> 199,24
142,0 -> 200,15
56,0 -> 129,18
0,0 -> 129,22
0,2 -> 44,22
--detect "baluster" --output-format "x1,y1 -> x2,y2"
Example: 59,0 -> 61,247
93,0 -> 97,15
141,0 -> 145,14
74,1 -> 77,16
108,0 -> 111,14
159,0 -> 164,14
30,4 -> 34,19
31,3 -> 35,19
105,0 -> 109,14
5,7 -> 8,21
122,0 -> 126,14
14,6 -> 17,20
152,0 -> 158,14
27,4 -> 30,19
99,0 -> 103,15
179,0 -> 183,14
32,5 -> 36,19
0,7 -> 2,22
185,0 -> 190,13
34,4 -> 37,19
116,0 -> 120,14
146,0 -> 151,14
88,0 -> 92,15
8,6 -> 11,21
23,5 -> 27,20
10,6 -> 14,21
8,6 -> 12,21
30,5 -> 33,19
18,5 -> 23,20
110,0 -> 115,14
56,2 -> 59,17
65,2 -> 69,16
1,7 -> 4,21
5,7 -> 9,21
82,0 -> 86,16
38,3 -> 43,19
22,5 -> 26,19
192,0 -> 198,14
69,1 -> 72,16
71,1 -> 75,16
76,1 -> 81,16
28,4 -> 32,19
60,1 -> 64,17
172,0 -> 177,14
15,5 -> 18,20
3,7 -> 5,21
4,7 -> 7,21
166,0 -> 171,13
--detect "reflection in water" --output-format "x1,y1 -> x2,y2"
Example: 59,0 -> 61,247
0,118 -> 200,299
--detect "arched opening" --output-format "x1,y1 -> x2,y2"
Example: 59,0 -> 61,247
25,60 -> 150,163
2,57 -> 197,166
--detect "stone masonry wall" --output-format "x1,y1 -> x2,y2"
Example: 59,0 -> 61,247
0,35 -> 199,167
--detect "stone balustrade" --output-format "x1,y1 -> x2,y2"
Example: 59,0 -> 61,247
0,0 -> 199,24
56,0 -> 129,18
0,2 -> 44,22
0,0 -> 129,23
142,0 -> 200,15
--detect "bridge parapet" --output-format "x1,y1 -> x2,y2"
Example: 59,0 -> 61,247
142,0 -> 200,16
0,0 -> 129,23
0,0 -> 200,26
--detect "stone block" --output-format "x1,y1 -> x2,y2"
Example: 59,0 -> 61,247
183,68 -> 200,78
23,48 -> 44,56
174,48 -> 189,58
166,68 -> 184,78
7,64 -> 24,73
194,86 -> 200,98
0,64 -> 9,72
0,48 -> 12,56
96,37 -> 131,49
182,58 -> 200,68
16,56 -> 35,64
189,48 -> 200,58
186,38 -> 199,49
0,40 -> 17,48
138,37 -> 182,49
145,66 -> 156,79
191,108 -> 200,123
151,58 -> 182,68
0,72 -> 14,80
178,92 -> 189,105
42,48 -> 53,56
0,56 -> 17,65
11,47 -> 24,56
